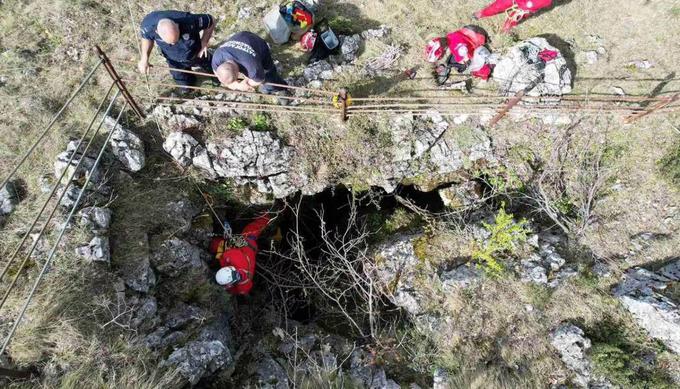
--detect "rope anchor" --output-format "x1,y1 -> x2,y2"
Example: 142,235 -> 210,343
333,89 -> 352,121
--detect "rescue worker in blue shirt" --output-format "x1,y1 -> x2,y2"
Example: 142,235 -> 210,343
138,10 -> 215,88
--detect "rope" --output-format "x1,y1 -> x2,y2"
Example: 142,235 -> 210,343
0,102 -> 129,356
0,60 -> 103,192
152,96 -> 337,113
110,59 -> 338,97
121,78 -> 330,105
0,84 -> 118,285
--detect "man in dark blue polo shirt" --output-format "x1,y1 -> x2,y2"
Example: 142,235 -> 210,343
139,10 -> 215,87
211,31 -> 288,94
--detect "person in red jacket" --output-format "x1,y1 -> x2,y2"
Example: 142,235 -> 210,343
474,0 -> 553,33
425,26 -> 493,80
209,214 -> 270,295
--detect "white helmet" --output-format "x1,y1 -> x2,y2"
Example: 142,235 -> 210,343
216,266 -> 240,286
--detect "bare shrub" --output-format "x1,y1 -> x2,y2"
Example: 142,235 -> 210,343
523,126 -> 617,237
260,195 -> 384,339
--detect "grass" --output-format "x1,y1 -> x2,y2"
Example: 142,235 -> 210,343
659,140 -> 680,188
2,0 -> 680,387
586,316 -> 676,389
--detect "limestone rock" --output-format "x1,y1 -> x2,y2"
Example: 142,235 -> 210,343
54,141 -> 106,190
303,60 -> 334,82
163,340 -> 231,385
122,256 -> 156,293
78,206 -> 112,233
373,234 -> 432,315
163,132 -> 198,167
361,25 -> 390,40
207,129 -> 306,198
440,264 -> 482,290
150,238 -> 206,277
340,34 -> 361,63
105,116 -> 145,172
438,181 -> 483,208
550,323 -> 592,388
75,236 -> 110,263
255,357 -> 289,388
493,37 -> 572,97
165,302 -> 207,330
0,181 -> 20,225
613,260 -> 680,353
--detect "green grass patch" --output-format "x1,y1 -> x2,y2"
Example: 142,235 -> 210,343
659,141 -> 680,188
587,316 -> 676,389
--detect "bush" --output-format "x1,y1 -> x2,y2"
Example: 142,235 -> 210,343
226,117 -> 248,132
472,205 -> 529,277
251,112 -> 271,131
587,317 -> 675,389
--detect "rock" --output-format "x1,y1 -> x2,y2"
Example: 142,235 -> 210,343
493,37 -> 572,97
131,296 -> 159,330
583,50 -> 599,64
163,132 -> 199,167
611,86 -> 626,96
373,234 -> 433,315
38,174 -> 52,193
163,340 -> 231,385
165,303 -> 207,330
550,323 -> 592,388
122,256 -> 156,293
150,238 -> 206,277
433,368 -> 450,389
349,349 -> 400,389
0,180 -> 20,225
163,199 -> 200,234
54,141 -> 105,188
361,25 -> 390,40
75,236 -> 110,263
440,264 -> 482,290
521,255 -> 549,285
627,60 -> 653,70
192,146 -> 217,178
438,181 -> 483,208
207,130 -> 306,198
168,114 -> 201,131
255,357 -> 289,388
237,6 -> 252,19
340,34 -> 361,63
613,260 -> 680,353
57,185 -> 82,209
104,116 -> 145,172
592,261 -> 612,278
303,60 -> 334,82
78,206 -> 112,233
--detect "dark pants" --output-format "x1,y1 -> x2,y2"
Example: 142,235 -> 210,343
259,51 -> 288,93
167,53 -> 213,87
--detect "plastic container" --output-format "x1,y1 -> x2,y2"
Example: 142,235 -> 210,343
263,8 -> 291,44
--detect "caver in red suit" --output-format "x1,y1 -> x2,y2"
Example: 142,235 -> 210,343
475,0 -> 553,32
209,215 -> 270,295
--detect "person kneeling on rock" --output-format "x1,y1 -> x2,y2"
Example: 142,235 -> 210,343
209,214 -> 270,295
212,31 -> 289,98
425,26 -> 494,81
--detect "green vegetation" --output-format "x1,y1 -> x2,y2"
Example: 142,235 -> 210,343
472,205 -> 529,276
587,317 -> 675,389
226,117 -> 248,132
659,141 -> 680,187
251,112 -> 272,131
475,165 -> 525,194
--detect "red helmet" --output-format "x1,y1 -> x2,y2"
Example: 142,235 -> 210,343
300,31 -> 318,52
425,38 -> 445,63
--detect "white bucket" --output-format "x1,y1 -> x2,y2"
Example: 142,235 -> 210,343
263,8 -> 291,44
